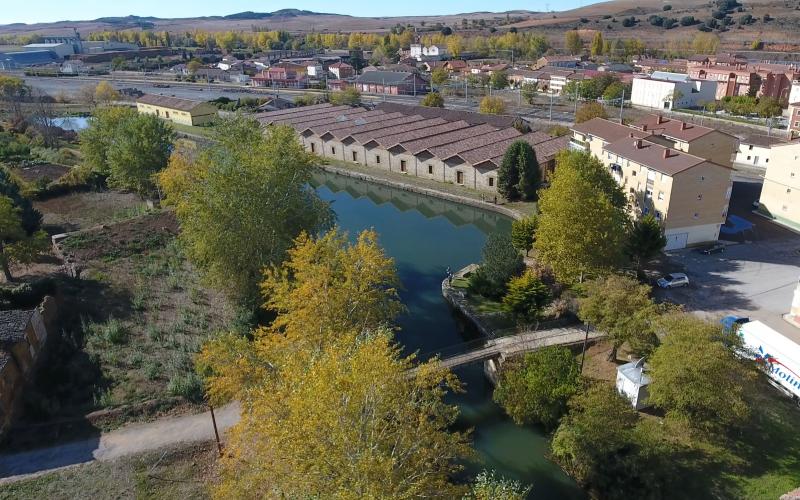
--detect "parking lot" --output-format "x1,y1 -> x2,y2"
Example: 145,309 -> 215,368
656,179 -> 800,342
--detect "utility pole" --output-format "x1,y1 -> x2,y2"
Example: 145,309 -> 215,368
209,404 -> 223,457
619,87 -> 625,123
579,323 -> 591,373
549,92 -> 553,122
574,83 -> 579,116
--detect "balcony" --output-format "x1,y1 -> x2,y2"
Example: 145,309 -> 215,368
569,138 -> 589,152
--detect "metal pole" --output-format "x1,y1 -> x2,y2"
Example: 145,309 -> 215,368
549,92 -> 553,122
209,404 -> 223,457
619,88 -> 625,123
579,322 -> 590,373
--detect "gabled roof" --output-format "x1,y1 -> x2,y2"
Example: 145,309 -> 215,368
255,102 -> 334,121
312,112 -> 406,137
363,119 -> 468,148
284,108 -> 372,128
425,128 -> 522,160
739,134 -> 787,148
461,132 -> 552,166
374,102 -> 517,128
571,117 -> 650,144
630,114 -> 719,142
137,94 -> 209,112
604,137 -> 708,176
404,124 -> 498,155
356,71 -> 418,85
321,114 -> 419,140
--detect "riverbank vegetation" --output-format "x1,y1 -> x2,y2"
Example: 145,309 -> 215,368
486,149 -> 800,499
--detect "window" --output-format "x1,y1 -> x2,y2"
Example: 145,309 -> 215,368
331,146 -> 336,155
657,191 -> 664,201
693,213 -> 699,219
792,172 -> 796,178
400,160 -> 407,172
488,177 -> 494,187
428,164 -> 433,174
655,210 -> 662,220
749,145 -> 754,150
165,111 -> 170,118
783,205 -> 789,212
697,194 -> 703,200
645,188 -> 653,199
699,175 -> 705,181
787,188 -> 792,194
631,170 -> 637,176
747,156 -> 751,160
456,171 -> 464,184
375,155 -> 381,164
766,159 -> 769,163
352,151 -> 357,161
310,143 -> 316,153
629,187 -> 635,194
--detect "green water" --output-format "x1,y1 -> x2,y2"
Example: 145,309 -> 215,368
312,171 -> 584,499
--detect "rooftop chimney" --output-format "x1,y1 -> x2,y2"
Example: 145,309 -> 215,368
657,115 -> 664,125
663,149 -> 672,159
635,139 -> 643,149
681,122 -> 689,130
629,132 -> 635,138
642,124 -> 648,131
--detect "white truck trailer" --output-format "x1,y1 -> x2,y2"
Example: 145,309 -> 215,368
738,320 -> 800,401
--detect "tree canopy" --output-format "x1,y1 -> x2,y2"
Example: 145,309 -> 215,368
625,214 -> 666,270
535,151 -> 628,283
510,215 -> 537,255
575,102 -> 609,123
479,96 -> 506,115
0,195 -> 48,282
502,269 -> 551,326
421,91 -> 445,108
158,117 -> 332,304
494,346 -> 580,429
468,233 -> 524,299
498,141 -> 540,201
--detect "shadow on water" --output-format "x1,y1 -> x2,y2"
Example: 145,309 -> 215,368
314,172 -> 583,499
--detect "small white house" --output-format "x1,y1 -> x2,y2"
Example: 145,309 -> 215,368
616,358 -> 651,410
631,72 -> 717,110
734,134 -> 785,169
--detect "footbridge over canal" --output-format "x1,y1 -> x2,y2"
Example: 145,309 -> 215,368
415,326 -> 604,373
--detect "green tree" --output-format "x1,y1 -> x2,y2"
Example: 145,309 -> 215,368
535,151 -> 628,283
565,30 -> 583,55
465,470 -> 531,500
490,70 -> 509,90
186,59 -> 202,74
479,96 -> 506,115
329,87 -> 361,106
579,274 -> 660,360
575,101 -> 608,123
468,233 -> 524,299
111,56 -> 126,70
510,215 -> 537,255
158,117 -> 333,304
602,81 -> 627,101
431,67 -> 449,86
93,80 -> 120,105
80,106 -> 139,175
590,31 -> 604,57
520,82 -> 537,104
106,113 -> 175,196
498,140 -> 540,201
0,75 -> 30,124
648,313 -> 756,431
625,214 -> 666,270
502,269 -> 551,326
0,167 -> 42,234
420,91 -> 445,108
551,383 -> 639,489
756,96 -> 782,119
0,195 -> 48,282
494,346 -> 579,429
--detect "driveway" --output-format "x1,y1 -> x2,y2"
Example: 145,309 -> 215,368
656,180 -> 800,342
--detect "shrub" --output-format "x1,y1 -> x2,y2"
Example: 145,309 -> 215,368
102,318 -> 128,345
168,372 -> 205,402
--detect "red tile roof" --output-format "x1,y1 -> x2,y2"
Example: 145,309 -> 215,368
402,124 -> 499,155
604,137 -> 707,176
630,114 -> 718,142
571,118 -> 650,143
366,120 -> 472,149
352,118 -> 452,145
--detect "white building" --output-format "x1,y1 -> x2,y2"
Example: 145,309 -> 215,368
631,71 -> 717,110
306,62 -> 324,78
22,42 -> 74,59
734,134 -> 786,169
789,82 -> 800,108
217,56 -> 242,71
616,359 -> 651,410
409,44 -> 447,61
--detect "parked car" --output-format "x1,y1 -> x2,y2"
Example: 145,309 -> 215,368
721,315 -> 750,332
657,273 -> 689,288
694,243 -> 725,255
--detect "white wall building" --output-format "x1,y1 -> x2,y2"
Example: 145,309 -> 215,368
616,359 -> 651,410
22,42 -> 74,59
734,135 -> 785,169
631,72 -> 717,110
789,82 -> 800,107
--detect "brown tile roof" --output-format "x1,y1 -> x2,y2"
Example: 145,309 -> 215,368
460,132 -> 551,165
255,102 -> 333,120
374,102 -> 517,128
306,110 -> 397,135
257,104 -> 346,124
739,134 -> 787,148
403,124 -> 498,155
630,114 -> 718,142
571,118 -> 650,143
275,107 -> 370,127
137,94 -> 207,112
426,128 -> 522,160
317,113 -> 416,139
358,118 -> 460,146
604,137 -> 707,176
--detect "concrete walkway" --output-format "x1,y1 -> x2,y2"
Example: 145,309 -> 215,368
0,402 -> 240,483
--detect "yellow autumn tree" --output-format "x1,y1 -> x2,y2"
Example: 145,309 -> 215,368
198,229 -> 471,498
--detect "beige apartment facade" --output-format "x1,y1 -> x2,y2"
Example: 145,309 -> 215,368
758,141 -> 800,231
602,138 -> 732,249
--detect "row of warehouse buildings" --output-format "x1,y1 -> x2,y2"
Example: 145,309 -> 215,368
255,102 -> 569,193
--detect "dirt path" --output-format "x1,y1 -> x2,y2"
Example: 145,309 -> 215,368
0,402 -> 240,483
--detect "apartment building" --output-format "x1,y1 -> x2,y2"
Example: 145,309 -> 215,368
628,115 -> 738,168
602,138 -> 732,249
256,104 -> 567,194
571,117 -> 734,249
757,141 -> 800,231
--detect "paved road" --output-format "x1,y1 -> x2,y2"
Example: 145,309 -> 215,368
0,402 -> 240,483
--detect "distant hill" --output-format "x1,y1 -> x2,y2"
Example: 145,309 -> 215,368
222,10 -> 332,20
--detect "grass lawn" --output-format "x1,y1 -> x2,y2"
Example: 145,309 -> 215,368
0,442 -> 215,500
450,276 -> 517,333
170,122 -> 217,138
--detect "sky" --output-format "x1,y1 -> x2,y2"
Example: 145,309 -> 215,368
2,0 -> 578,25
